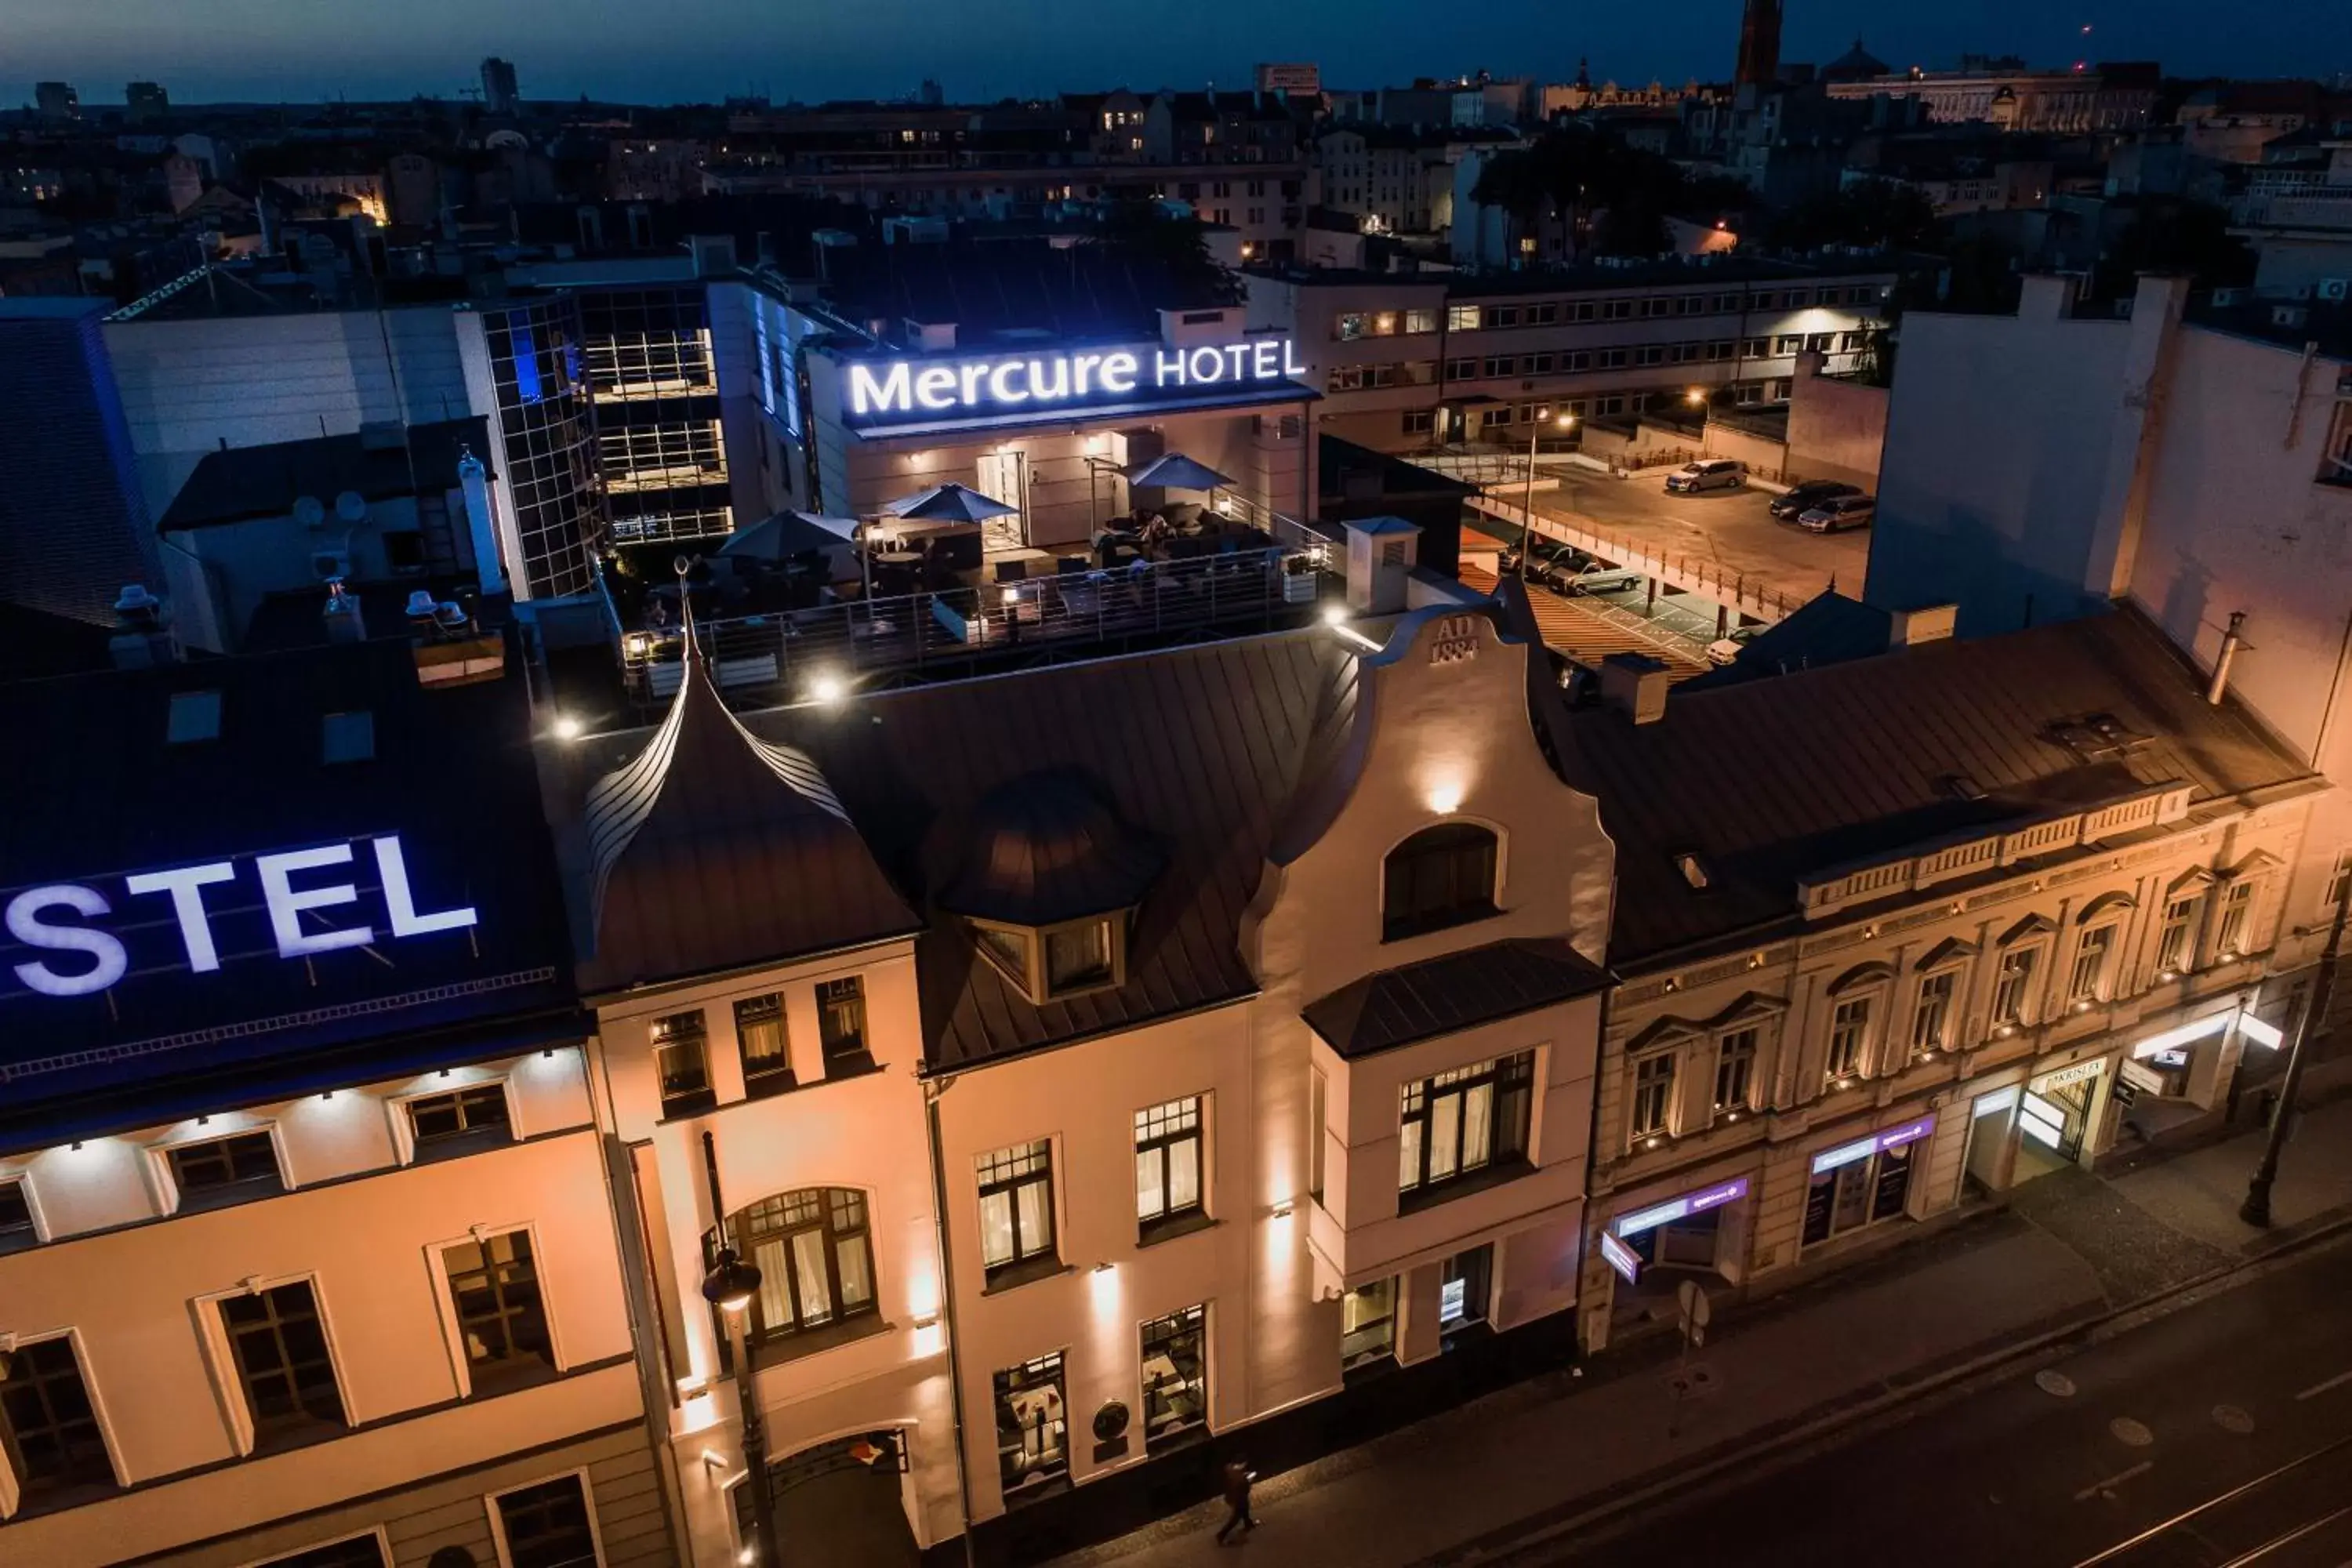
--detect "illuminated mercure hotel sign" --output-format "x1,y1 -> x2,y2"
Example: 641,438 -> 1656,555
4,833 -> 477,1000
840,336 -> 1309,431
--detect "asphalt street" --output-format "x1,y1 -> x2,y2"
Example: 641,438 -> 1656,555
1501,1235 -> 2352,1568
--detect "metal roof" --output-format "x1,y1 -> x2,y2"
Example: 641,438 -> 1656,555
1302,938 -> 1611,1058
1557,607 -> 2325,970
158,416 -> 494,532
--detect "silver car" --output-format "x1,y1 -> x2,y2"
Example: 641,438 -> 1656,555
1797,494 -> 1876,533
1664,458 -> 1747,494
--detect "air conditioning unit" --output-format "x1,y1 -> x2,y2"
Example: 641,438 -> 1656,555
2320,278 -> 2350,303
310,547 -> 352,583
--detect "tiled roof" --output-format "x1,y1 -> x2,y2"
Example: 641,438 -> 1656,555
1302,938 -> 1611,1058
1559,608 -> 2324,969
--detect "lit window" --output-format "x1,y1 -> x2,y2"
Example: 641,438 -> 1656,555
1992,947 -> 2039,1025
650,1010 -> 713,1116
1399,1052 -> 1534,1199
2216,881 -> 2255,954
2157,895 -> 2202,971
1439,1243 -> 1492,1330
996,1353 -> 1068,1494
1139,1305 -> 1208,1448
735,993 -> 790,1094
976,1141 -> 1057,1283
1802,1141 -> 1915,1246
1340,1278 -> 1397,1370
1134,1097 -> 1204,1240
817,975 -> 868,1062
717,1189 -> 877,1344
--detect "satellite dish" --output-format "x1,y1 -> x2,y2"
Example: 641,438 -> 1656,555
333,491 -> 368,524
293,495 -> 327,529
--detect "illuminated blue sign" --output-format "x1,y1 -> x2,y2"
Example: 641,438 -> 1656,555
5,834 -> 477,1000
840,337 -> 1308,430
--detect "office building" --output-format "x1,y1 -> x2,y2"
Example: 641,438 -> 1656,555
125,82 -> 169,125
482,57 -> 521,117
34,82 -> 80,123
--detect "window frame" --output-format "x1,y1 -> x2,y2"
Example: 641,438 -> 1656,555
2070,923 -> 2119,1004
1339,1277 -> 1398,1371
1991,941 -> 2045,1028
1910,967 -> 1961,1057
971,913 -> 1130,1003
153,1123 -> 289,1214
241,1526 -> 395,1568
429,1222 -> 564,1399
649,1009 -> 716,1116
397,1080 -> 517,1164
816,975 -> 871,1062
1629,1049 -> 1676,1141
0,1327 -> 122,1515
733,992 -> 793,1095
2155,893 -> 2202,973
485,1466 -> 607,1568
0,1174 -> 43,1254
1399,1051 -> 1536,1202
1825,995 -> 1874,1080
975,1140 -> 1059,1286
1381,821 -> 1502,942
2214,879 -> 2257,957
1713,1026 -> 1759,1115
720,1188 -> 880,1348
1138,1305 -> 1210,1450
993,1352 -> 1069,1497
201,1273 -> 353,1457
1134,1096 -> 1207,1241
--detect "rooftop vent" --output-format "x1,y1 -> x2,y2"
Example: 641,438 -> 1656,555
1942,772 -> 1987,802
1675,852 -> 1709,890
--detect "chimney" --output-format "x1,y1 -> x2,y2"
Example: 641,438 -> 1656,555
107,584 -> 181,670
1889,603 -> 1957,648
1599,652 -> 1671,724
2207,610 -> 2245,705
1345,517 -> 1421,614
321,581 -> 367,644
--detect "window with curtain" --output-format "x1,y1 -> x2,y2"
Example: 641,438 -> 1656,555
734,993 -> 790,1093
1134,1097 -> 1204,1240
977,1141 -> 1057,1283
1382,823 -> 1500,942
1399,1052 -> 1534,1200
729,1189 -> 877,1345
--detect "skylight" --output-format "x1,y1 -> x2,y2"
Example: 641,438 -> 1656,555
321,710 -> 376,764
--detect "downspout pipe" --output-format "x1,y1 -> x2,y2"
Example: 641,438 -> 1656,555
925,1074 -> 982,1568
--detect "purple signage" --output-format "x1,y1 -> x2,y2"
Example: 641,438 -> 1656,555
1811,1113 -> 1938,1175
1599,1229 -> 1642,1283
1613,1175 -> 1753,1239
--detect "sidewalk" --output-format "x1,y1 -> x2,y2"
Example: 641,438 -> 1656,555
1045,1094 -> 2352,1568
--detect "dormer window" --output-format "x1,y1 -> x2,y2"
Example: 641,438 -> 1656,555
971,913 -> 1131,1004
1382,823 -> 1500,942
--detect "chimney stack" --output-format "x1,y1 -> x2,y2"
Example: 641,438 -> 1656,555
1599,652 -> 1671,724
1345,517 -> 1421,615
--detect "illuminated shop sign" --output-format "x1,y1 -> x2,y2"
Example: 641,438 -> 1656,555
4,834 -> 477,1000
840,337 -> 1308,430
1809,1114 -> 1936,1176
1614,1177 -> 1751,1239
1599,1230 -> 1643,1283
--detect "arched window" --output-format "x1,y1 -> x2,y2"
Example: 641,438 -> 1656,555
719,1188 -> 877,1346
1382,823 -> 1500,942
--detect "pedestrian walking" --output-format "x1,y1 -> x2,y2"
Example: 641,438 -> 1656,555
1214,1457 -> 1258,1544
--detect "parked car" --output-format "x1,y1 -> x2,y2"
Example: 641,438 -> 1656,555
1769,480 -> 1861,521
1797,494 -> 1877,533
1664,458 -> 1747,494
1559,565 -> 1646,597
1501,535 -> 1577,576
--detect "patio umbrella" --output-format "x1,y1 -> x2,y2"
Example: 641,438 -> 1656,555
717,510 -> 860,561
881,482 -> 1019,524
1123,452 -> 1236,492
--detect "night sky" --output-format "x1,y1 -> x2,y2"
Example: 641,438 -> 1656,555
5,0 -> 2342,108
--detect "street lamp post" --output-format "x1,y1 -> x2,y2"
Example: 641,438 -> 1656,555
701,1131 -> 782,1567
1519,412 -> 1576,583
1685,387 -> 1710,455
2241,877 -> 2352,1226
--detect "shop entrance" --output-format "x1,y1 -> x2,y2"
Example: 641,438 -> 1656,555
2018,1060 -> 2103,1178
1962,1085 -> 2019,1196
975,451 -> 1029,552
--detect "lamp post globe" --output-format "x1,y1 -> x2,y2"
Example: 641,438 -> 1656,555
701,1247 -> 762,1312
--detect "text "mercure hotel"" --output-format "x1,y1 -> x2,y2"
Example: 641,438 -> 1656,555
847,337 -> 1307,419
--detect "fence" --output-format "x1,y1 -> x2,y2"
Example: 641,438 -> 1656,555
1465,492 -> 1805,625
619,532 -> 1341,707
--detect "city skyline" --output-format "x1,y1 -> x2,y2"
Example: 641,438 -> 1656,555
5,0 -> 2343,109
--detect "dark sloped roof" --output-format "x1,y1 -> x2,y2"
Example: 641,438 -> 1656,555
158,416 -> 493,532
577,652 -> 920,993
760,633 -> 1349,1068
1303,938 -> 1611,1058
938,771 -> 1166,926
1559,608 -> 2322,970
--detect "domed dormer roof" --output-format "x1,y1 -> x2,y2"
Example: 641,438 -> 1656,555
579,633 -> 918,991
937,771 -> 1163,927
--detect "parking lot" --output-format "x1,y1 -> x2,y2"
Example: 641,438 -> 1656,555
1530,467 -> 1871,613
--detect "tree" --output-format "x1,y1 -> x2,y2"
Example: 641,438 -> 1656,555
1470,126 -> 1703,258
1767,179 -> 1940,252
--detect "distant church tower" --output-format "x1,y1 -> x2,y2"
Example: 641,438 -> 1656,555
1735,0 -> 1784,89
